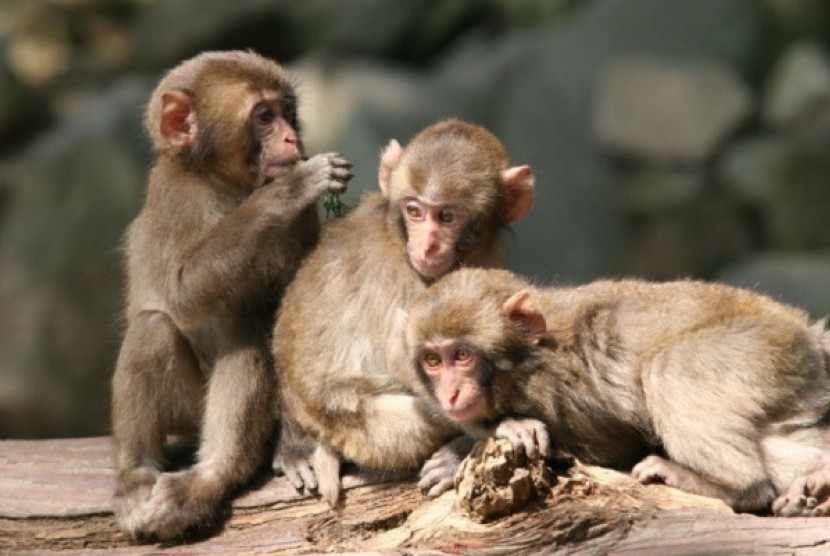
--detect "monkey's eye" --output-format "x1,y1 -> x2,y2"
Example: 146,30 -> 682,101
455,347 -> 472,362
439,210 -> 455,223
422,352 -> 441,368
404,203 -> 424,220
253,103 -> 276,126
438,207 -> 468,226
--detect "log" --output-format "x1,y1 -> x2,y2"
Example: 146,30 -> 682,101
2,437 -> 829,554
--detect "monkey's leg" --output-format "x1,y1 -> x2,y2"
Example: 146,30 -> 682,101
133,342 -> 274,539
111,311 -> 202,539
318,393 -> 456,502
640,328 -> 778,512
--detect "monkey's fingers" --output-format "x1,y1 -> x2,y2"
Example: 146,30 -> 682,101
418,458 -> 457,498
773,470 -> 830,517
328,154 -> 353,171
631,454 -> 670,485
419,473 -> 455,499
282,460 -> 317,492
494,418 -> 549,459
324,154 -> 353,183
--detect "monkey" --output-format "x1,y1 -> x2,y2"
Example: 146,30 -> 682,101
272,119 -> 535,506
110,50 -> 351,541
405,267 -> 830,516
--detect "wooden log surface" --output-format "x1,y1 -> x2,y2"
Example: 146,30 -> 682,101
2,437 -> 830,554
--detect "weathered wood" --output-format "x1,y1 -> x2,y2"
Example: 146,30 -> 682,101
2,437 -> 830,554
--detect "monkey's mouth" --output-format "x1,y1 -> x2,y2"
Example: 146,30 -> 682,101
444,398 -> 487,422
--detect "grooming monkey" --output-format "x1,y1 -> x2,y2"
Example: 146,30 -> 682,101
111,50 -> 351,540
406,267 -> 830,516
273,119 -> 535,505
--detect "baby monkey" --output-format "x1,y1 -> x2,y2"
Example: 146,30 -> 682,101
406,268 -> 830,516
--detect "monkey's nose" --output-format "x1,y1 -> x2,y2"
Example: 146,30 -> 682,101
448,389 -> 460,407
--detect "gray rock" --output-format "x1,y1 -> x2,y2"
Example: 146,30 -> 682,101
763,41 -> 830,128
619,169 -> 705,214
0,78 -> 151,437
312,0 -> 766,284
717,134 -> 795,204
593,56 -> 754,163
718,253 -> 830,318
718,133 -> 830,249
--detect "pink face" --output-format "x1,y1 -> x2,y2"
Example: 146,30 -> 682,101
251,98 -> 303,173
419,340 -> 489,422
399,198 -> 469,280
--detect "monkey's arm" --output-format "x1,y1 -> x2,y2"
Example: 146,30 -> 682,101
169,154 -> 350,322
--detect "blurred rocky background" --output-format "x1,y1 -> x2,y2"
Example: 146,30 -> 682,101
1,0 -> 829,438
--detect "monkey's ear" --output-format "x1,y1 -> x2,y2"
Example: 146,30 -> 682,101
160,90 -> 198,149
378,139 -> 405,197
502,290 -> 545,345
500,165 -> 535,224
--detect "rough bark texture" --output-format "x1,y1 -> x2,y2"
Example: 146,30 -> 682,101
2,437 -> 830,554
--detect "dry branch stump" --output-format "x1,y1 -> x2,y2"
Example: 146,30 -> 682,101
2,436 -> 830,554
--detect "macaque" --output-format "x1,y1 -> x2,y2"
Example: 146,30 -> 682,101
111,50 -> 351,540
406,267 -> 830,516
273,119 -> 535,505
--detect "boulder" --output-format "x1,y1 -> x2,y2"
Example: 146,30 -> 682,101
593,56 -> 754,163
763,41 -> 830,129
0,78 -> 151,438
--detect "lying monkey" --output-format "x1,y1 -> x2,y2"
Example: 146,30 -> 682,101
406,267 -> 830,517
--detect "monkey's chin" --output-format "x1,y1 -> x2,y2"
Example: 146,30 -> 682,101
413,258 -> 454,281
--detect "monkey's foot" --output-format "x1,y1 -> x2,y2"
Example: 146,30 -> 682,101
773,466 -> 830,517
113,466 -> 161,541
632,454 -> 733,503
114,468 -> 226,541
311,443 -> 342,508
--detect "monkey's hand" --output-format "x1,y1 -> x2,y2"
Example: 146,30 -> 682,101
296,152 -> 352,197
493,418 -> 552,459
418,435 -> 474,498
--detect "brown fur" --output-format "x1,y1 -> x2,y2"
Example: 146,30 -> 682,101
406,268 -> 830,514
273,119 -> 534,505
111,50 -> 350,541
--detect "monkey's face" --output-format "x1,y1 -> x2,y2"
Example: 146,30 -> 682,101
417,339 -> 490,422
249,92 -> 304,185
398,197 -> 470,280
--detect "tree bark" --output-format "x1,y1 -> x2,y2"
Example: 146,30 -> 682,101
1,437 -> 829,554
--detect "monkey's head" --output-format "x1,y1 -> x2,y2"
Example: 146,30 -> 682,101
146,50 -> 303,189
406,268 -> 546,423
377,119 -> 535,281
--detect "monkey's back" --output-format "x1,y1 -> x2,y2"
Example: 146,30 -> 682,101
541,278 -> 830,460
